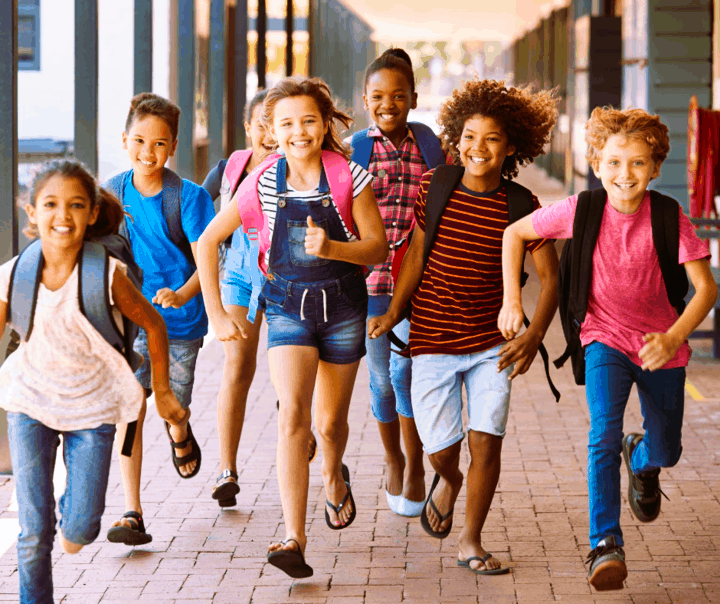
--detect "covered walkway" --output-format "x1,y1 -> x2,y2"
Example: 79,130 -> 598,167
1,167 -> 718,603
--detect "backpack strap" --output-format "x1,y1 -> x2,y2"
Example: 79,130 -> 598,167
408,122 -> 446,169
350,128 -> 374,169
423,165 -> 465,265
104,171 -> 132,243
9,239 -> 44,341
160,168 -> 195,267
650,190 -> 688,314
224,149 -> 254,203
321,150 -> 357,238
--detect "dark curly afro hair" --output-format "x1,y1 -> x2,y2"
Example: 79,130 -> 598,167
437,79 -> 558,179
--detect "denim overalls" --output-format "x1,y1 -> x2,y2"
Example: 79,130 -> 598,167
261,157 -> 368,364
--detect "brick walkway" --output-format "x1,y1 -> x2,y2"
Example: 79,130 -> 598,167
1,165 -> 720,603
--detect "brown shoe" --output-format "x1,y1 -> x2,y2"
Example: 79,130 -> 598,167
586,536 -> 627,591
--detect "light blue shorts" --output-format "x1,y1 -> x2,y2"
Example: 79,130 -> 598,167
221,270 -> 253,308
410,344 -> 512,454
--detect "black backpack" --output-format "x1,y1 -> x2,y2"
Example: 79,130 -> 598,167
389,164 -> 561,401
553,188 -> 688,385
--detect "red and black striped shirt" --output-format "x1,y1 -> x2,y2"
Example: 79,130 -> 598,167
410,170 -> 547,356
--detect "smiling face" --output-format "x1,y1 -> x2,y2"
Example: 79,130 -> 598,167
593,134 -> 660,213
270,95 -> 328,161
458,114 -> 516,191
26,175 -> 99,249
123,114 -> 177,178
245,103 -> 276,162
363,68 -> 417,140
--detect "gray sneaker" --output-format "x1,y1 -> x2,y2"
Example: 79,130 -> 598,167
586,536 -> 627,591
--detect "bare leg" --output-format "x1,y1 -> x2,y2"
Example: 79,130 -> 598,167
112,396 -> 147,529
376,419 -> 405,497
216,306 -> 262,479
314,360 -> 361,527
458,430 -> 503,571
267,346 -> 319,557
399,415 -> 426,503
426,441 -> 464,534
59,534 -> 83,554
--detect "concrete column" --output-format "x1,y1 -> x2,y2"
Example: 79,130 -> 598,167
75,0 -> 99,174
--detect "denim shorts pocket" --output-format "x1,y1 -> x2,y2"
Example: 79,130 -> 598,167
287,219 -> 331,267
342,277 -> 369,306
262,282 -> 287,310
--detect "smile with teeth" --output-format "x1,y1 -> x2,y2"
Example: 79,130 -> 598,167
469,156 -> 489,164
290,141 -> 311,148
379,113 -> 396,120
614,183 -> 635,189
52,226 -> 72,234
139,159 -> 155,167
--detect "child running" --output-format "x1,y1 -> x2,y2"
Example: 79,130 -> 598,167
103,93 -> 216,544
349,48 -> 450,516
500,107 -> 717,591
198,77 -> 387,578
369,79 -> 559,575
0,159 -> 189,604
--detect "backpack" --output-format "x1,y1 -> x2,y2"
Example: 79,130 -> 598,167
350,122 -> 446,171
553,188 -> 689,386
104,168 -> 196,268
387,164 -> 561,402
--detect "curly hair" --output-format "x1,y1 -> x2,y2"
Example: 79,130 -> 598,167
125,92 -> 181,141
262,77 -> 352,159
585,106 -> 669,170
20,158 -> 125,240
437,79 -> 558,179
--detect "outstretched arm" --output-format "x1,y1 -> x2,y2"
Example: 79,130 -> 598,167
111,268 -> 189,426
152,242 -> 202,309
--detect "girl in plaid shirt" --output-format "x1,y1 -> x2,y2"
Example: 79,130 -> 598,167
353,49 -> 450,517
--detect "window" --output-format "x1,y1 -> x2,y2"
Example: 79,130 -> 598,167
19,1 -> 40,71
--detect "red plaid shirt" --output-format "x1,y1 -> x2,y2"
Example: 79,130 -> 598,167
365,126 -> 452,296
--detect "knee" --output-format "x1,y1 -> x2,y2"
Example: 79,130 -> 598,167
428,445 -> 460,473
278,404 -> 310,439
468,431 -> 502,462
224,350 -> 257,386
315,417 -> 348,443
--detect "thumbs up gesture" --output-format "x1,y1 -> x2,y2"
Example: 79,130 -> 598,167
305,215 -> 330,258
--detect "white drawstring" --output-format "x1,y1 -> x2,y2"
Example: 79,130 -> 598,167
322,289 -> 328,323
300,289 -> 309,321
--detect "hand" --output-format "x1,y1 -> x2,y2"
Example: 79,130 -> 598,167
497,329 -> 542,379
368,311 -> 402,339
305,216 -> 330,258
210,311 -> 247,341
154,388 -> 190,426
153,288 -> 186,309
497,301 -> 525,341
639,332 -> 681,372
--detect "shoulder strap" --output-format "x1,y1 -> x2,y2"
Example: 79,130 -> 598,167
350,128 -> 373,169
225,149 -> 254,199
322,151 -> 357,238
650,190 -> 688,313
104,171 -> 128,204
408,122 -> 446,169
504,180 -> 535,225
9,240 -> 44,341
423,164 -> 465,266
160,168 -> 195,267
78,241 -> 125,354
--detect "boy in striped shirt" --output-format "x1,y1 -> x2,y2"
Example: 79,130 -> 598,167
369,80 -> 559,574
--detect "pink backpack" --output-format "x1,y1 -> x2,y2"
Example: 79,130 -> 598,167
219,149 -> 254,210
235,150 -> 358,276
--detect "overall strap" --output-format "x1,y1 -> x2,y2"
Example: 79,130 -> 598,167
408,122 -> 446,169
9,239 -> 44,341
350,128 -> 373,169
78,242 -> 125,354
423,164 -> 464,266
650,190 -> 688,314
160,168 -> 195,267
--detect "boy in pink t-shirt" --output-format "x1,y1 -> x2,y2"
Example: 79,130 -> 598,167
500,107 -> 717,592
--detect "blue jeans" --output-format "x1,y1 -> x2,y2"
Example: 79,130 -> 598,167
7,412 -> 116,604
365,295 -> 412,422
585,342 -> 685,548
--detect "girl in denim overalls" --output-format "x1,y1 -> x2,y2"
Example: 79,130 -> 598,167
197,77 -> 387,578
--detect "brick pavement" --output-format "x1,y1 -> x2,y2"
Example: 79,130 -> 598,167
1,165 -> 719,603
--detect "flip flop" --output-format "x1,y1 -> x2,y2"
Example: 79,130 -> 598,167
106,511 -> 153,546
212,469 -> 239,507
420,473 -> 454,539
325,463 -> 356,530
267,538 -> 313,579
164,421 -> 202,479
457,552 -> 510,575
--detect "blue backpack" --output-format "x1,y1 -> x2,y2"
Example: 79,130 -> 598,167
8,234 -> 143,455
104,168 -> 196,268
350,122 -> 446,170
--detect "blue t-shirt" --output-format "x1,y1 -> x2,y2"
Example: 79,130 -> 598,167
121,171 -> 215,340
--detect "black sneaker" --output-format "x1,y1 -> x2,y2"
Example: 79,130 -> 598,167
585,536 -> 627,591
622,433 -> 668,522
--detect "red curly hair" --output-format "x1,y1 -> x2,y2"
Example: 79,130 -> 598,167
437,79 -> 558,179
585,106 -> 669,171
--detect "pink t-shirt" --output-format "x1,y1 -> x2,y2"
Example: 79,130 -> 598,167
533,192 -> 710,369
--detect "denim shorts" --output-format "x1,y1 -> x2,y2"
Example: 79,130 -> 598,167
221,268 -> 253,308
133,329 -> 204,408
263,272 -> 368,365
411,344 -> 513,454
